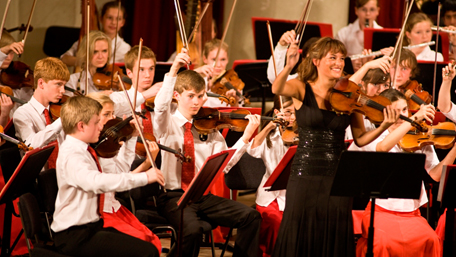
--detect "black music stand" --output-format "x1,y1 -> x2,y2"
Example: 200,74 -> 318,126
233,61 -> 272,112
263,146 -> 297,191
437,164 -> 456,257
413,61 -> 451,104
175,149 -> 236,257
331,151 -> 424,257
153,62 -> 187,84
0,145 -> 55,256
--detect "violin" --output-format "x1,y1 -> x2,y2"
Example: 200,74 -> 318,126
144,96 -> 178,112
135,132 -> 191,162
329,78 -> 425,131
281,126 -> 299,145
91,116 -> 135,158
0,85 -> 27,105
206,91 -> 237,106
93,64 -> 132,91
49,94 -> 72,121
0,125 -> 32,151
399,122 -> 456,152
399,80 -> 432,111
0,61 -> 34,89
211,69 -> 250,106
193,107 -> 288,135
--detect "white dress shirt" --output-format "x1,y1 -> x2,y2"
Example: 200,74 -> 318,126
65,71 -> 99,96
359,129 -> 439,212
335,18 -> 382,56
13,96 -> 64,149
345,118 -> 377,141
109,87 -> 146,117
415,46 -> 444,62
153,74 -> 245,190
60,34 -> 131,64
51,135 -> 148,233
98,136 -> 137,213
266,43 -> 298,84
442,102 -> 456,122
225,129 -> 288,211
0,51 -> 6,67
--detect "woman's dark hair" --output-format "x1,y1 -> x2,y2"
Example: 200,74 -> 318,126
379,88 -> 406,102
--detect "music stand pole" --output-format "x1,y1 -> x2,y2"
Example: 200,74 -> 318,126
366,198 -> 376,257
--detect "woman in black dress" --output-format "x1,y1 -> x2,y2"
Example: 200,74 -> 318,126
271,37 -> 398,257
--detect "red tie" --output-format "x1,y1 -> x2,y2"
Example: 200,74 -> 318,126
181,122 -> 195,191
87,146 -> 105,217
141,103 -> 153,134
43,109 -> 59,170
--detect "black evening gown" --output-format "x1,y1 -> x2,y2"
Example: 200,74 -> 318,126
272,83 -> 354,257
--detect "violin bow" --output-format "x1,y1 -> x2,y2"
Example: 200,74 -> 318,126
212,0 -> 237,68
266,20 -> 283,110
0,0 -> 12,41
432,3 -> 442,106
117,74 -> 163,191
174,0 -> 190,69
133,38 -> 143,110
187,1 -> 211,44
296,0 -> 314,47
390,0 -> 414,89
110,0 -> 122,91
21,0 -> 37,46
85,0 -> 90,95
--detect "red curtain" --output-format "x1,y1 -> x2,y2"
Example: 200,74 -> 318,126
348,0 -> 420,29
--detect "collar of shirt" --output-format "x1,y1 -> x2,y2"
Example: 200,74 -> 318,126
174,109 -> 192,128
65,134 -> 90,151
352,18 -> 382,33
29,96 -> 48,115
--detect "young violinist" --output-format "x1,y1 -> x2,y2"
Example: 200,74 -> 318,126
270,36 -> 398,257
64,30 -> 112,96
153,48 -> 262,257
404,12 -> 444,61
109,45 -> 164,120
0,30 -> 29,122
353,89 -> 454,257
13,57 -> 70,169
51,96 -> 163,257
390,48 -> 417,89
345,68 -> 391,140
223,95 -> 295,257
61,1 -> 131,67
87,92 -> 162,254
435,62 -> 456,253
195,38 -> 241,107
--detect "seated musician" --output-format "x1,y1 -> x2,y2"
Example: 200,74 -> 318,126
441,0 -> 456,60
354,89 -> 453,257
0,30 -> 29,122
390,48 -> 417,90
65,30 -> 114,96
345,68 -> 391,140
61,1 -> 131,67
109,45 -> 164,127
13,57 -> 69,169
404,13 -> 444,61
153,48 -> 262,257
87,92 -> 162,254
195,38 -> 242,107
223,95 -> 295,257
336,0 -> 382,71
51,96 -> 162,257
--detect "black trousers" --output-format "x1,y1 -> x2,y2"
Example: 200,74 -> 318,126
157,191 -> 261,257
53,219 -> 159,257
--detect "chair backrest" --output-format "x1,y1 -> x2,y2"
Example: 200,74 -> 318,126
18,193 -> 43,241
43,26 -> 80,57
225,153 -> 266,190
38,169 -> 58,214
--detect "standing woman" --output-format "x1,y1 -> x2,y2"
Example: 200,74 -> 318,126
271,37 -> 398,256
61,1 -> 131,67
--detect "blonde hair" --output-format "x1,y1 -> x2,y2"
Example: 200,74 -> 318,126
76,30 -> 111,69
61,96 -> 102,135
124,45 -> 156,71
297,37 -> 347,82
404,13 -> 433,45
174,70 -> 205,94
34,57 -> 70,89
0,30 -> 15,48
87,92 -> 114,107
203,38 -> 229,59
